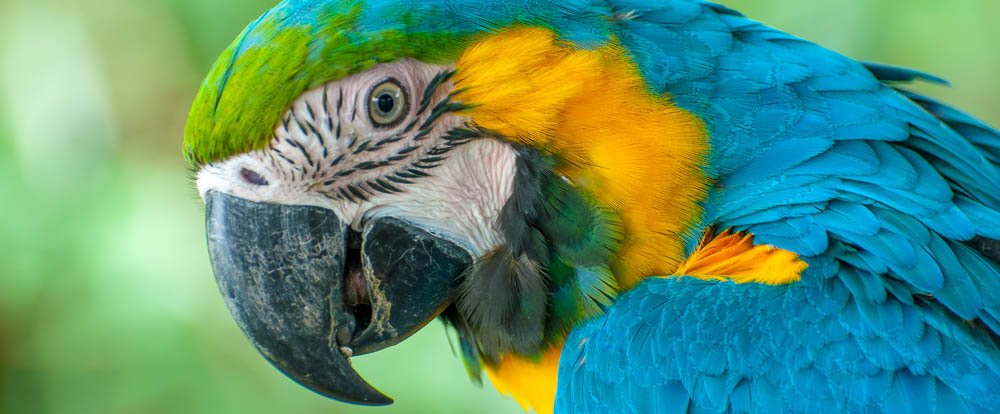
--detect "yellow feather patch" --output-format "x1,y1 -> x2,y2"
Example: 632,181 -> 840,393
479,229 -> 805,414
453,27 -> 712,414
484,345 -> 562,414
454,27 -> 711,289
674,229 -> 808,285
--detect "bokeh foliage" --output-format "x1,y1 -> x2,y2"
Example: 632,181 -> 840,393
0,0 -> 997,413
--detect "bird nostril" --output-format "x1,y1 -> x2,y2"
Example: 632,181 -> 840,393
240,168 -> 269,186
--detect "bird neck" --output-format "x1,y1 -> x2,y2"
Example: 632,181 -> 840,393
451,27 -> 712,414
454,26 -> 712,289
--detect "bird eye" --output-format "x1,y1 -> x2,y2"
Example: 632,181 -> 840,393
367,79 -> 408,128
240,168 -> 269,186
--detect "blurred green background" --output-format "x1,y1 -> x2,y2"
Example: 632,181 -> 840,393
0,0 -> 997,413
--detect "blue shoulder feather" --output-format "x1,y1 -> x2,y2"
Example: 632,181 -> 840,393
556,1 -> 1000,412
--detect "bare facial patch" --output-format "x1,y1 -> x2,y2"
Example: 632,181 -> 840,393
196,59 -> 517,255
269,59 -> 470,202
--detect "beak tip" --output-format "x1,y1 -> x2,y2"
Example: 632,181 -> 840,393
326,391 -> 394,407
304,378 -> 394,406
248,334 -> 395,407
261,349 -> 395,406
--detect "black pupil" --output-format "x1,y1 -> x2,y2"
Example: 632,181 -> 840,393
377,93 -> 395,114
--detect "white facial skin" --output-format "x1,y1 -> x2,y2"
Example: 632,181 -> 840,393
196,59 -> 516,255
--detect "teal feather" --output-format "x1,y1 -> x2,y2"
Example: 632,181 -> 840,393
554,1 -> 1000,413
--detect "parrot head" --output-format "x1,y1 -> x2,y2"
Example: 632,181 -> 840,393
186,0 -> 710,408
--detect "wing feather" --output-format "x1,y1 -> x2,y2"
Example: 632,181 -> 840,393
557,1 -> 1000,412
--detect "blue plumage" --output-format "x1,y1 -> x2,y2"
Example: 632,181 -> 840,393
190,0 -> 1000,411
556,1 -> 1000,412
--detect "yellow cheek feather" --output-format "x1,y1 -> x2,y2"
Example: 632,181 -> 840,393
455,27 -> 711,414
454,27 -> 710,290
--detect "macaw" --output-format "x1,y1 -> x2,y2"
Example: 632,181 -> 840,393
184,0 -> 1000,412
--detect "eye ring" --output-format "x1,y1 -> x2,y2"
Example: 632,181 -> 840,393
367,78 -> 408,128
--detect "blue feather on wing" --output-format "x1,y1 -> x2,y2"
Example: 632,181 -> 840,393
555,1 -> 1000,413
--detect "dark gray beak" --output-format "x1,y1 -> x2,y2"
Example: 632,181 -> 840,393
205,191 -> 471,405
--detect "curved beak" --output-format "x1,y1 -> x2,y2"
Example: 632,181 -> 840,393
205,191 -> 471,405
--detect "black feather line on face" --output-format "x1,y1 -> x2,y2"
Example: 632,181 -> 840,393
418,69 -> 456,116
272,147 -> 297,168
319,97 -> 474,199
321,88 -> 333,132
352,140 -> 372,154
328,154 -> 344,167
278,69 -> 477,202
376,135 -> 404,146
303,119 -> 325,150
386,174 -> 412,185
346,184 -> 368,202
284,138 -> 314,167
